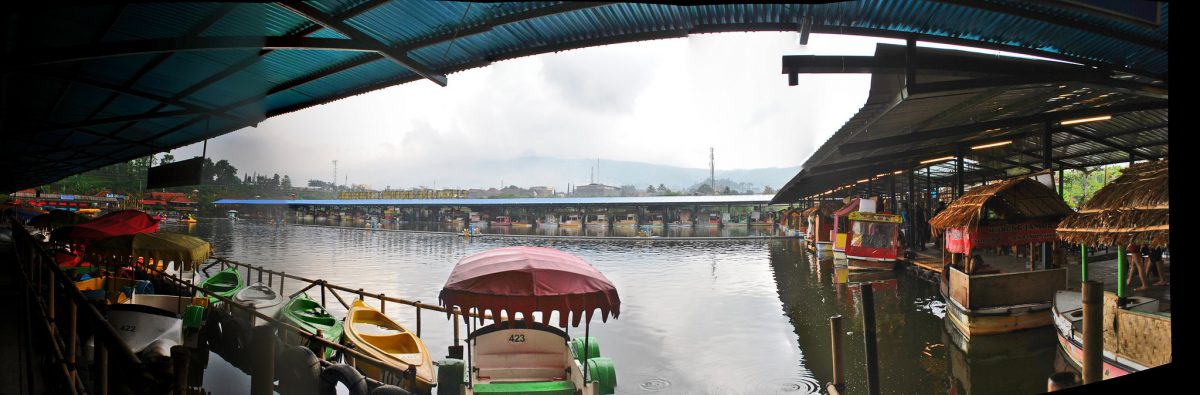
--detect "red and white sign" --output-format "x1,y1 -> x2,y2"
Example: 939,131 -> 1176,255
945,221 -> 1059,253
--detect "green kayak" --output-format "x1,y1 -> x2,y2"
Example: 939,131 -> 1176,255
278,293 -> 344,359
198,266 -> 245,305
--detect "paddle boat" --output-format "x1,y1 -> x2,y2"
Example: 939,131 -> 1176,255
490,216 -> 512,227
511,219 -> 533,228
559,214 -> 582,228
584,214 -> 608,229
231,282 -> 286,326
76,275 -> 151,304
278,293 -> 344,360
343,299 -> 435,393
198,266 -> 245,305
440,246 -> 620,395
613,214 -> 638,228
106,293 -> 206,362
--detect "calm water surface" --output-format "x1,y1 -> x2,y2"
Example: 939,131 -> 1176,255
168,219 -> 1057,394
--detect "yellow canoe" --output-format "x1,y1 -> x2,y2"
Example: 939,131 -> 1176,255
343,299 -> 435,393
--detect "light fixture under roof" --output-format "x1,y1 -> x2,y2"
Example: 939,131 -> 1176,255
1060,115 -> 1112,125
971,141 -> 1013,150
920,156 -> 956,165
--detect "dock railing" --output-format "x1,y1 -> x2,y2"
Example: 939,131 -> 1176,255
8,219 -> 143,394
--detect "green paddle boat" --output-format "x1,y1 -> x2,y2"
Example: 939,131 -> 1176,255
198,266 -> 245,305
278,293 -> 344,359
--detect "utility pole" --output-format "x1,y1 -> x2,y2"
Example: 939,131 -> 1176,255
332,160 -> 338,192
710,147 -> 716,195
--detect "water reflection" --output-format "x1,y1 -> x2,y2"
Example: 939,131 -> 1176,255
166,219 -> 1058,394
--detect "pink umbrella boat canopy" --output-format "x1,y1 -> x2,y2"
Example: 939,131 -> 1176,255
440,246 -> 620,327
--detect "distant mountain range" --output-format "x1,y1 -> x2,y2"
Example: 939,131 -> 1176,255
465,156 -> 800,192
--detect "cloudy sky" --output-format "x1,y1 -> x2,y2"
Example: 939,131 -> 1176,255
165,32 -> 1037,190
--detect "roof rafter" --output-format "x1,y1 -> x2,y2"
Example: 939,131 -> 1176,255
276,1 -> 448,86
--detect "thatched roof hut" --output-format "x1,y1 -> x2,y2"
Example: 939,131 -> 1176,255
929,171 -> 1073,235
1057,159 -> 1168,248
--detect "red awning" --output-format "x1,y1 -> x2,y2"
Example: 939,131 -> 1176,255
51,209 -> 159,244
440,246 -> 620,328
140,199 -> 167,205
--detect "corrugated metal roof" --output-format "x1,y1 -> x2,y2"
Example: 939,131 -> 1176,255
1,1 -> 1169,192
772,41 -> 1167,203
215,194 -> 777,207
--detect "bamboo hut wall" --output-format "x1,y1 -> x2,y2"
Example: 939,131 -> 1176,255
1117,309 -> 1172,368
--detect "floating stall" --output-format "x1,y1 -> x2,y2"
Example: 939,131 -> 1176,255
845,210 -> 903,271
929,173 -> 1072,338
804,202 -> 838,253
831,198 -> 861,258
1054,159 -> 1170,379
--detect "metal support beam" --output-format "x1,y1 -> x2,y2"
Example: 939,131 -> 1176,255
1043,121 -> 1054,170
277,1 -> 448,86
955,152 -> 964,198
1058,127 -> 1147,160
837,101 -> 1167,154
6,36 -> 381,69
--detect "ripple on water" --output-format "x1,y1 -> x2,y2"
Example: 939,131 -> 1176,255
638,377 -> 671,392
753,376 -> 823,394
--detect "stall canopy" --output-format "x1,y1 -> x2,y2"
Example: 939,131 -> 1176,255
440,246 -> 620,328
51,209 -> 159,244
1058,159 -> 1168,248
86,232 -> 212,269
929,173 -> 1073,252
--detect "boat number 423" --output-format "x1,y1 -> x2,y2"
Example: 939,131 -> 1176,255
508,334 -> 526,343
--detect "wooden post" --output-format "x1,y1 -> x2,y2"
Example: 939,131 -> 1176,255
47,269 -> 55,336
453,310 -> 461,347
380,294 -> 385,314
251,326 -> 276,395
861,283 -> 880,395
1082,280 -> 1103,384
315,329 -> 325,360
416,303 -> 423,337
829,315 -> 844,392
171,345 -> 190,395
320,281 -> 326,307
67,301 -> 77,385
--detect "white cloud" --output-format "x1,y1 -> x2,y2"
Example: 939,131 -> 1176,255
169,32 -> 886,189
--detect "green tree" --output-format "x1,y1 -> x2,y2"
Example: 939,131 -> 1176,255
763,186 -> 776,194
646,185 -> 656,194
281,175 -> 292,189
